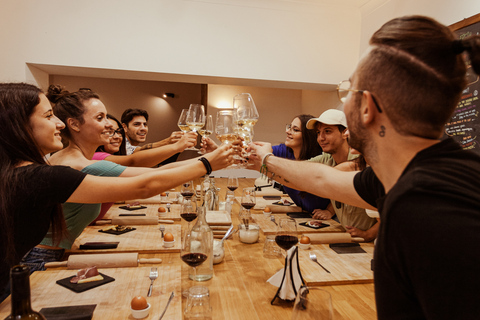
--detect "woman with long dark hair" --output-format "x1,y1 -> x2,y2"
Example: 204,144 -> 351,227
271,114 -> 330,214
0,83 -> 234,301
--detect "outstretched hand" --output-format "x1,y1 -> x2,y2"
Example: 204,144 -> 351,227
246,141 -> 273,171
204,143 -> 237,171
199,137 -> 218,154
176,131 -> 198,151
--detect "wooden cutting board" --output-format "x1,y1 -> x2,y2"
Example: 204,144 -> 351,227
252,214 -> 345,235
206,211 -> 232,226
69,224 -> 181,254
297,243 -> 374,286
0,266 -> 181,320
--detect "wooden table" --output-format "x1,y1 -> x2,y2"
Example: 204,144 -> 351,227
0,178 -> 377,319
102,203 -> 182,221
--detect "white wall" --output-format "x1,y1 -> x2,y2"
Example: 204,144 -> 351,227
0,0 -> 361,88
360,0 -> 480,53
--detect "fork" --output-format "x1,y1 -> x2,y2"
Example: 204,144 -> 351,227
147,267 -> 158,297
270,216 -> 278,226
159,225 -> 165,238
309,252 -> 331,273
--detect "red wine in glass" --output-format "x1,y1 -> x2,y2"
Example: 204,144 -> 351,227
227,185 -> 238,192
275,235 -> 299,250
180,212 -> 198,222
181,253 -> 208,267
181,191 -> 195,198
241,202 -> 255,210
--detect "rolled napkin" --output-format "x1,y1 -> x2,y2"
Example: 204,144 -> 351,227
307,233 -> 364,244
267,246 -> 303,301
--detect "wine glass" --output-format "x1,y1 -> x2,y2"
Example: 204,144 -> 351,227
198,114 -> 213,155
215,109 -> 237,145
181,227 -> 208,296
240,188 -> 256,227
291,286 -> 333,320
226,176 -> 239,195
233,93 -> 259,130
177,109 -> 191,133
181,180 -> 195,199
186,104 -> 205,150
275,217 -> 298,252
180,197 -> 198,232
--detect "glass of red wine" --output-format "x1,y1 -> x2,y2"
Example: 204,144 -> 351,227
275,217 -> 298,252
180,198 -> 198,232
226,176 -> 238,197
181,228 -> 208,296
240,188 -> 256,228
181,180 -> 195,199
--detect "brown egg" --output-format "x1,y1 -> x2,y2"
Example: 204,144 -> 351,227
161,192 -> 167,196
300,236 -> 311,244
164,232 -> 174,242
131,296 -> 148,310
158,207 -> 166,212
264,207 -> 271,213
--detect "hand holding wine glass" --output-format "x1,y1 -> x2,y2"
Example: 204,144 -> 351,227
198,114 -> 213,154
275,217 -> 298,251
178,109 -> 191,133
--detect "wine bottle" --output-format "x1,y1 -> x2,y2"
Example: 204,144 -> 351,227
188,206 -> 213,281
4,265 -> 46,320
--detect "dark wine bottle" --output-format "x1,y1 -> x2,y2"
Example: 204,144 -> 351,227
4,265 -> 46,320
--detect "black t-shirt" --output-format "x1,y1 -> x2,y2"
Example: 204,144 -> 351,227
354,138 -> 480,319
1,164 -> 86,291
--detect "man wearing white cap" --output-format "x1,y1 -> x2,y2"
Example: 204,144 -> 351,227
306,109 -> 378,241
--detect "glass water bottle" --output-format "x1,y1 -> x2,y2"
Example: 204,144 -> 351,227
188,206 -> 214,281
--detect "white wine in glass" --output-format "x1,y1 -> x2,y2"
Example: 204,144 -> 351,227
215,110 -> 237,145
198,115 -> 213,154
233,93 -> 259,129
178,109 -> 191,133
186,104 -> 205,151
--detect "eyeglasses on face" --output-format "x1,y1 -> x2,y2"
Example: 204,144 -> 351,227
109,128 -> 124,137
336,80 -> 382,113
286,124 -> 301,133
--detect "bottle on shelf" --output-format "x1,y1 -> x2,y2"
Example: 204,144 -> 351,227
4,265 -> 46,320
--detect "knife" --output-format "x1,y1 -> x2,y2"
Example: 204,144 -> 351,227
159,291 -> 174,320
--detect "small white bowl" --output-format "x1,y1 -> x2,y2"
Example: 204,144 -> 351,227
158,211 -> 167,218
131,303 -> 150,319
298,242 -> 310,250
163,239 -> 175,248
263,211 -> 271,218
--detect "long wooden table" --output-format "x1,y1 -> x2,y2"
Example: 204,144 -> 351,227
0,178 -> 376,319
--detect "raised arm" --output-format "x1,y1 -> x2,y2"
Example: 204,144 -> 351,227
104,132 -> 197,167
132,131 -> 190,153
249,141 -> 374,209
67,143 -> 234,203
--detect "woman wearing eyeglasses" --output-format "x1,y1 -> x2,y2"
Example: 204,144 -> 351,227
271,114 -> 330,214
19,84 -> 235,274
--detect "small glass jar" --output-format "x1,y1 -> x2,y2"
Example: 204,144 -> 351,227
213,239 -> 225,264
238,223 -> 260,244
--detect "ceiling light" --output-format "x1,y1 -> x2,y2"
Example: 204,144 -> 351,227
163,93 -> 175,98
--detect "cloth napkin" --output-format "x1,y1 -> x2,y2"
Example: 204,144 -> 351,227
40,304 -> 96,320
267,247 -> 303,301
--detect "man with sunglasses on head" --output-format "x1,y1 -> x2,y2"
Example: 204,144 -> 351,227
249,15 -> 480,319
306,109 -> 378,242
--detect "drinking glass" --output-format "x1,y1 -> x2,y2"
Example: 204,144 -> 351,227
233,93 -> 259,129
215,110 -> 237,145
180,197 -> 198,232
291,286 -> 333,320
184,286 -> 212,319
186,104 -> 205,151
275,217 -> 298,251
198,114 -> 213,154
181,180 -> 195,199
181,227 -> 208,296
226,176 -> 238,197
240,188 -> 256,227
178,109 -> 191,133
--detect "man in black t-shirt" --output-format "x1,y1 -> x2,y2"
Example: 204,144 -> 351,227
249,15 -> 480,319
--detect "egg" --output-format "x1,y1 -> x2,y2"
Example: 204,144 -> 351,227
131,296 -> 148,310
164,232 -> 174,242
300,236 -> 311,244
264,207 -> 271,212
161,192 -> 167,196
158,207 -> 166,212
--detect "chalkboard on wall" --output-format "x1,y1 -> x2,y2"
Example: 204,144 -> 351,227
446,13 -> 480,154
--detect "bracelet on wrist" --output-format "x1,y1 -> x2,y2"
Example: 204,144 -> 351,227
198,157 -> 212,175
